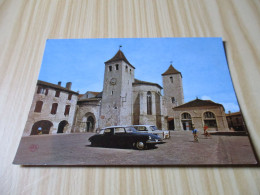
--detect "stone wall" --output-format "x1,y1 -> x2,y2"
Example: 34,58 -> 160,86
23,85 -> 78,136
162,73 -> 184,117
74,100 -> 101,132
173,106 -> 229,131
132,84 -> 167,129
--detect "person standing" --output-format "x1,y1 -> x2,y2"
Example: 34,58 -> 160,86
192,125 -> 198,142
37,127 -> 42,135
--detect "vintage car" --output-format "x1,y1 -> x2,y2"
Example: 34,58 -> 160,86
133,125 -> 170,139
89,126 -> 164,150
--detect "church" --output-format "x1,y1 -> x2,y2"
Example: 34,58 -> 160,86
23,49 -> 229,136
73,49 -> 229,133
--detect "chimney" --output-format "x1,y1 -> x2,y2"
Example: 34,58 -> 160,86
66,82 -> 72,90
58,81 -> 62,86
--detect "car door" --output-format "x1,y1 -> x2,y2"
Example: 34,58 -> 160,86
102,128 -> 114,146
113,127 -> 128,147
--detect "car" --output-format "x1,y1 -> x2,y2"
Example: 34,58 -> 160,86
133,125 -> 170,139
89,126 -> 165,150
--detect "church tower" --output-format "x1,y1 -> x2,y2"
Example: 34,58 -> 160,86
99,49 -> 135,127
162,65 -> 184,117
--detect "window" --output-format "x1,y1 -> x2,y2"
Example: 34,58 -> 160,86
203,112 -> 217,128
51,103 -> 58,114
68,93 -> 72,100
125,65 -> 128,71
116,64 -> 119,70
111,91 -> 113,95
135,126 -> 147,131
34,101 -> 43,112
147,91 -> 152,115
171,97 -> 175,103
115,128 -> 125,134
204,112 -> 215,119
55,90 -> 60,97
37,87 -> 48,95
181,113 -> 192,130
104,128 -> 113,134
170,76 -> 173,83
130,69 -> 132,74
181,113 -> 191,119
64,105 -> 70,116
109,66 -> 112,71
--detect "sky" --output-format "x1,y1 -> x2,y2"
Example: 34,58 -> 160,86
39,38 -> 240,113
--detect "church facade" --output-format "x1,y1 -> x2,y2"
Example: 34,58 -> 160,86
23,49 -> 229,136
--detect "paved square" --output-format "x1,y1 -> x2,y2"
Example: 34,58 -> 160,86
13,131 -> 258,166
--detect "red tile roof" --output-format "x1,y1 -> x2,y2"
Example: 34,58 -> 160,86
161,65 -> 182,77
173,98 -> 224,109
105,50 -> 135,69
87,91 -> 100,96
37,80 -> 78,95
133,79 -> 163,89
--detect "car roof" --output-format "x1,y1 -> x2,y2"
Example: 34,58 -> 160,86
102,125 -> 133,129
133,125 -> 155,127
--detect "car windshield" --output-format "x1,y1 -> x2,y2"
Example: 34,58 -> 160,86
151,126 -> 158,130
99,129 -> 104,134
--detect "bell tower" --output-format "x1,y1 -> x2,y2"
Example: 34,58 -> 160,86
162,64 -> 184,117
99,49 -> 135,127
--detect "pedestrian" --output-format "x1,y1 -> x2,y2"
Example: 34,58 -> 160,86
37,127 -> 42,135
192,125 -> 198,142
203,124 -> 210,137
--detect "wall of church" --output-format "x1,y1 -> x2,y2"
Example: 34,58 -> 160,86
173,106 -> 229,131
132,85 -> 167,129
163,74 -> 184,117
23,85 -> 78,136
74,101 -> 100,133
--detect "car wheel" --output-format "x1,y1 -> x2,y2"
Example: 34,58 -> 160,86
135,141 -> 146,150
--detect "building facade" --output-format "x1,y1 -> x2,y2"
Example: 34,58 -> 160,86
23,81 -> 78,136
24,49 -> 230,136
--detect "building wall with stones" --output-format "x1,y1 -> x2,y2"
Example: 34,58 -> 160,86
132,84 -> 167,130
99,58 -> 135,127
73,99 -> 101,133
162,67 -> 184,117
23,81 -> 78,136
173,105 -> 229,132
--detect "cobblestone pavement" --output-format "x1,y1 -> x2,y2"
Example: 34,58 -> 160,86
13,131 -> 258,166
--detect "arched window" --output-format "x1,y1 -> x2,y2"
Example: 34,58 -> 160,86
34,101 -> 43,112
181,112 -> 192,130
181,112 -> 191,119
147,91 -> 152,115
203,111 -> 217,129
204,111 -> 215,119
51,103 -> 58,114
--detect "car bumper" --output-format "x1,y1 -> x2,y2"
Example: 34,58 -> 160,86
146,140 -> 165,144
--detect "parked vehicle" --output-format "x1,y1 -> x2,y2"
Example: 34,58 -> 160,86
89,126 -> 164,150
133,125 -> 170,139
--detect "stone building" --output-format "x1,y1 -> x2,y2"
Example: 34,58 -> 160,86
172,98 -> 229,131
23,80 -> 78,136
226,111 -> 247,131
24,49 -> 230,135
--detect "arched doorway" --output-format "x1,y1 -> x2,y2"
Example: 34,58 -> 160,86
181,113 -> 192,130
57,120 -> 68,133
86,116 -> 94,132
31,120 -> 53,135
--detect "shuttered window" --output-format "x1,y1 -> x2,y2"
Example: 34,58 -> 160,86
34,101 -> 43,112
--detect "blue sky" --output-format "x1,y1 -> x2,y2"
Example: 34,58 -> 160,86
39,38 -> 239,112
